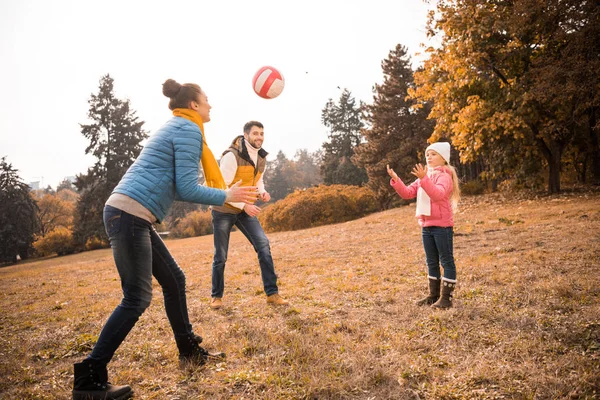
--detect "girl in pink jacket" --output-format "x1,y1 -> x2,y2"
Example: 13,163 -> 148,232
387,142 -> 461,309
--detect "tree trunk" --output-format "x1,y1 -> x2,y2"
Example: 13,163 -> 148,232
547,149 -> 561,194
533,127 -> 563,194
589,108 -> 600,185
578,155 -> 588,184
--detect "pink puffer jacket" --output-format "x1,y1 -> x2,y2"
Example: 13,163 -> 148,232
390,166 -> 454,227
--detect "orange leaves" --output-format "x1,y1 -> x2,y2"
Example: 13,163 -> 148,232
33,227 -> 77,256
259,185 -> 378,233
36,193 -> 75,236
170,210 -> 213,239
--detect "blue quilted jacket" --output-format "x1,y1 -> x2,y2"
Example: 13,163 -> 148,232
112,116 -> 227,222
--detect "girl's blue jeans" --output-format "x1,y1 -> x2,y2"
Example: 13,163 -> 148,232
87,205 -> 193,364
422,226 -> 457,281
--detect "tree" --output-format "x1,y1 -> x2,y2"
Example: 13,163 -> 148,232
74,74 -> 148,246
262,149 -> 323,203
81,75 -> 147,183
293,149 -> 323,189
411,0 -> 600,193
320,89 -> 368,186
263,150 -> 295,202
56,188 -> 78,203
57,178 -> 75,192
36,193 -> 75,237
355,44 -> 435,209
528,0 -> 600,185
0,157 -> 39,263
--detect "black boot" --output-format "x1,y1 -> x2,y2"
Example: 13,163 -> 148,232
73,360 -> 132,400
416,277 -> 441,306
432,280 -> 456,309
176,333 -> 225,365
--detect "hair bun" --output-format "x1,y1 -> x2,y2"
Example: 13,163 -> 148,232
162,79 -> 182,98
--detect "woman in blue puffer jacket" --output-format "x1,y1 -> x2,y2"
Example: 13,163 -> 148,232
72,79 -> 257,400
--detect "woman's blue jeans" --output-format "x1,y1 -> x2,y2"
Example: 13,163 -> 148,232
211,210 -> 278,298
87,205 -> 193,364
422,226 -> 457,281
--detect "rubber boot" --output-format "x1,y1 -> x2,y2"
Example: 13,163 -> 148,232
416,277 -> 441,306
432,280 -> 456,309
72,360 -> 132,400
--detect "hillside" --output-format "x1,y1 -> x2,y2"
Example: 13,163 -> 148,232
1,190 -> 599,399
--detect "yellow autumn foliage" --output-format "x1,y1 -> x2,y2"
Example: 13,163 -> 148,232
33,227 -> 77,256
170,210 -> 213,238
258,185 -> 378,233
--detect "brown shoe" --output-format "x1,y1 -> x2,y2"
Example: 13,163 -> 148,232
266,294 -> 289,306
210,297 -> 223,309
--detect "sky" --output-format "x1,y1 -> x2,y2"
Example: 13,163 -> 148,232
0,0 -> 433,189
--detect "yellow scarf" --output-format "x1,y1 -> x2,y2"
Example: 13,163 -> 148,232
172,108 -> 227,190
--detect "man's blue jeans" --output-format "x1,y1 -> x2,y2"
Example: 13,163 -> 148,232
422,226 -> 457,281
87,205 -> 194,365
211,210 -> 278,298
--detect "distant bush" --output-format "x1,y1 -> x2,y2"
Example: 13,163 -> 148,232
170,210 -> 213,238
461,180 -> 485,195
85,236 -> 109,251
33,227 -> 77,256
259,184 -> 378,233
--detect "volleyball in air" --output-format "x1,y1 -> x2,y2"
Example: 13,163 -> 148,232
252,66 -> 285,99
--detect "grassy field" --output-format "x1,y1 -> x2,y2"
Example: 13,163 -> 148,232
1,190 -> 599,399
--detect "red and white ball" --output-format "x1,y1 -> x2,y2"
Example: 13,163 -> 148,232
252,66 -> 285,99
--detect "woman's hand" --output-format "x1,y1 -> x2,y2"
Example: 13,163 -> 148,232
411,163 -> 427,179
387,164 -> 400,183
225,181 -> 259,204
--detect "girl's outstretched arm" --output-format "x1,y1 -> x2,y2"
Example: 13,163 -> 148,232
388,164 -> 418,199
387,164 -> 401,183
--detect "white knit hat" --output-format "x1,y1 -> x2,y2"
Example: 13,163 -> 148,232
425,142 -> 451,164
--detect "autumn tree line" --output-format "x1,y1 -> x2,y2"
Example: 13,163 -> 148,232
1,0 -> 598,264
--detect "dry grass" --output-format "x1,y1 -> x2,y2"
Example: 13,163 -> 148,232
1,189 -> 599,399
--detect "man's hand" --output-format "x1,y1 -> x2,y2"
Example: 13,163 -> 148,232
260,192 -> 271,202
243,204 -> 262,217
225,181 -> 259,204
387,164 -> 400,183
411,163 -> 427,179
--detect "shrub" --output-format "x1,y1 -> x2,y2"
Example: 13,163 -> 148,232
461,180 -> 485,195
33,227 -> 77,256
259,184 -> 378,233
85,236 -> 109,251
170,210 -> 213,238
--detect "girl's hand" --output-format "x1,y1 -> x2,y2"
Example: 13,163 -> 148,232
225,181 -> 259,204
411,163 -> 427,179
387,164 -> 400,183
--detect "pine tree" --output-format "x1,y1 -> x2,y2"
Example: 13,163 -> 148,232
74,74 -> 148,246
80,74 -> 147,182
294,149 -> 323,189
0,157 -> 39,263
56,178 -> 75,192
320,89 -> 368,186
263,151 -> 295,202
355,44 -> 434,209
260,149 -> 322,203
